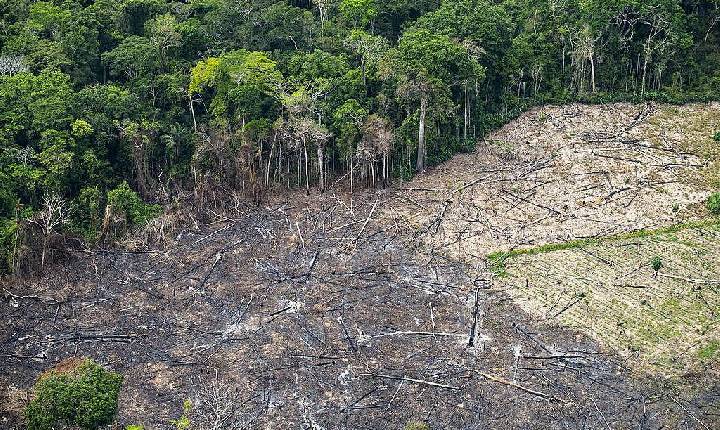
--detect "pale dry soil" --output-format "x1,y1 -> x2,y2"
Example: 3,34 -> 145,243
1,103 -> 719,429
392,103 -> 719,259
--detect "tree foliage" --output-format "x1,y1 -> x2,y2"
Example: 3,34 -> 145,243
1,0 -> 720,272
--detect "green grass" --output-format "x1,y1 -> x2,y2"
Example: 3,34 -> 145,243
488,218 -> 720,276
698,340 -> 720,362
708,192 -> 720,215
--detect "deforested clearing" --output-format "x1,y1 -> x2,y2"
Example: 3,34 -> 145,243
2,103 -> 719,429
500,223 -> 720,378
391,103 -> 720,260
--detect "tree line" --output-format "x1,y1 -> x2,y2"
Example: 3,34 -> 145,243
1,0 -> 719,272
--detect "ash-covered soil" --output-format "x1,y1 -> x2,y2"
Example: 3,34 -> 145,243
2,103 -> 719,429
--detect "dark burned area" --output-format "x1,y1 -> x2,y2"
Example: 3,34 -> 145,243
1,191 -> 717,429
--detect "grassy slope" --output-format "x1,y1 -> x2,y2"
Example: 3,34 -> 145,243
495,221 -> 720,377
481,104 -> 720,377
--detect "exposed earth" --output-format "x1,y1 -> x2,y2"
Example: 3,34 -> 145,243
2,103 -> 719,429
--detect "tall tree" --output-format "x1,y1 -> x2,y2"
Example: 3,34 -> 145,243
385,28 -> 482,171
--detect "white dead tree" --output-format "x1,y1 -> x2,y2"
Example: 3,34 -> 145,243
569,23 -> 601,93
0,55 -> 28,75
190,375 -> 257,430
29,194 -> 69,269
313,0 -> 331,35
614,6 -> 676,94
361,114 -> 394,186
639,13 -> 673,95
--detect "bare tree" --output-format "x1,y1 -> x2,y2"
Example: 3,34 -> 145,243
569,24 -> 601,93
190,375 -> 265,430
0,55 -> 28,75
284,117 -> 332,193
614,6 -> 676,94
29,195 -> 69,269
313,0 -> 331,36
362,114 -> 394,186
192,380 -> 243,430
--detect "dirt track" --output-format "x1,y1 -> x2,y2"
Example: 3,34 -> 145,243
2,103 -> 719,429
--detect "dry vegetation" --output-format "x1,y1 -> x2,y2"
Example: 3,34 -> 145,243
390,102 -> 719,260
500,224 -> 720,377
2,103 -> 720,429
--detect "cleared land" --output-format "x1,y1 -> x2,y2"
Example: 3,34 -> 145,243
499,222 -> 720,378
2,103 -> 719,429
4,194 -> 680,428
391,103 -> 718,259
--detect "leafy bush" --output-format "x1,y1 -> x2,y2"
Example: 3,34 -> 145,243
405,421 -> 430,430
171,400 -> 192,430
0,218 -> 18,273
651,256 -> 663,272
106,181 -> 161,226
25,359 -> 123,430
707,192 -> 720,216
71,186 -> 103,241
713,131 -> 720,142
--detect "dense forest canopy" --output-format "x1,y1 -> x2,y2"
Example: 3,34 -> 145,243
1,0 -> 719,273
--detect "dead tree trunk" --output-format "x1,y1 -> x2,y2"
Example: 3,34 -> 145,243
304,141 -> 310,195
416,95 -> 428,172
317,144 -> 325,193
463,83 -> 469,143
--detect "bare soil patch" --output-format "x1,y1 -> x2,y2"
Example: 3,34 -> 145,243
391,102 -> 719,261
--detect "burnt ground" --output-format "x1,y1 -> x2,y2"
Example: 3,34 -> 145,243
2,193 -> 717,429
2,103 -> 720,429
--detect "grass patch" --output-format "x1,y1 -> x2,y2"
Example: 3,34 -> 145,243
698,340 -> 720,362
488,218 -> 720,276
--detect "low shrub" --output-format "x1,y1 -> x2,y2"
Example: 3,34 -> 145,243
405,421 -> 430,430
707,192 -> 720,215
106,181 -> 161,226
713,131 -> 720,142
651,256 -> 663,272
25,358 -> 123,430
171,400 -> 192,430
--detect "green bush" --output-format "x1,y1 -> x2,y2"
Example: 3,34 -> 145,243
0,218 -> 18,273
171,400 -> 191,430
713,131 -> 720,142
71,186 -> 103,241
25,359 -> 123,430
707,192 -> 720,215
651,256 -> 663,272
106,181 -> 161,226
405,422 -> 430,430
